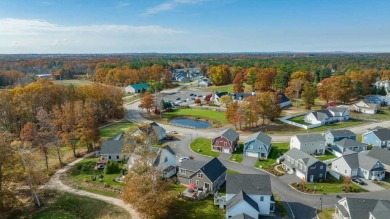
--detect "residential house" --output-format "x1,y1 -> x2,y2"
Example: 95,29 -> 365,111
178,76 -> 190,83
243,132 -> 272,159
226,174 -> 274,218
349,100 -> 378,114
127,145 -> 177,178
213,91 -> 229,104
367,147 -> 390,171
362,127 -> 390,148
331,139 -> 368,157
277,92 -> 291,108
124,83 -> 149,94
304,106 -> 349,125
100,139 -> 125,162
230,92 -> 254,102
281,148 -> 327,182
331,152 -> 385,180
324,129 -> 357,145
212,128 -> 239,154
335,197 -> 390,219
198,78 -> 210,87
132,122 -> 166,143
177,158 -> 226,194
373,80 -> 390,94
290,134 -> 326,155
364,95 -> 390,106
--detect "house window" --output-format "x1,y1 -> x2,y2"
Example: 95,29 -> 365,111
109,156 -> 111,160
319,174 -> 323,177
164,157 -> 168,163
260,196 -> 264,201
198,173 -> 203,178
180,169 -> 187,175
196,180 -> 199,185
345,170 -> 347,174
189,179 -> 192,184
250,145 -> 253,150
117,156 -> 119,159
320,166 -> 323,170
224,142 -> 227,146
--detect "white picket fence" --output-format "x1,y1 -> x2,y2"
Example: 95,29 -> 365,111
279,113 -> 322,129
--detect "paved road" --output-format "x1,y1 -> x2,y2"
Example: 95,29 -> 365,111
43,152 -> 140,219
124,97 -> 390,219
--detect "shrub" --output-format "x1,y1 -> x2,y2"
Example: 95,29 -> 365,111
104,162 -> 121,174
81,165 -> 89,172
90,176 -> 96,181
83,177 -> 89,182
194,99 -> 201,104
104,183 -> 110,188
98,174 -> 104,179
318,179 -> 324,183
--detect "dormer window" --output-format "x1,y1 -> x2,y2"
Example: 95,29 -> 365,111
164,157 -> 168,163
197,173 -> 203,178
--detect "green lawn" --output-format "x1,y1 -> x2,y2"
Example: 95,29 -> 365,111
53,79 -> 92,87
99,121 -> 136,140
226,169 -> 240,174
32,192 -> 129,219
198,84 -> 235,93
167,184 -> 224,219
229,143 -> 243,163
308,119 -> 367,132
302,175 -> 367,194
190,138 -> 219,157
315,150 -> 337,161
351,108 -> 390,121
317,208 -> 335,219
255,143 -> 289,169
164,108 -> 228,124
287,115 -> 310,125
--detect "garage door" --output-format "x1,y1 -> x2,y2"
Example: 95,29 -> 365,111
223,148 -> 230,153
351,169 -> 358,176
296,170 -> 306,180
246,152 -> 259,158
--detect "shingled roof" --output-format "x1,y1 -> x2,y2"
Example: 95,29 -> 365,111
245,131 -> 271,146
226,190 -> 259,212
295,133 -> 325,143
216,128 -> 239,142
226,174 -> 272,196
367,147 -> 390,166
327,129 -> 356,138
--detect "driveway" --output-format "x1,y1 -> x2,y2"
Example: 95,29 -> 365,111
357,178 -> 386,192
241,156 -> 257,167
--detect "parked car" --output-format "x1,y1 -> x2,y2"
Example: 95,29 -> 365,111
197,95 -> 202,97
164,136 -> 173,140
176,97 -> 181,100
168,130 -> 178,134
186,98 -> 192,102
352,178 -> 365,185
189,93 -> 194,96
179,157 -> 189,163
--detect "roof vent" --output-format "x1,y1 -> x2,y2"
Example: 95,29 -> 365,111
257,186 -> 261,190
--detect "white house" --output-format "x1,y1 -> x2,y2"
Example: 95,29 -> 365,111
290,134 -> 326,155
127,146 -> 177,178
349,100 -> 378,114
213,92 -> 229,104
304,106 -> 349,125
124,83 -> 149,94
373,80 -> 390,94
225,174 -> 274,218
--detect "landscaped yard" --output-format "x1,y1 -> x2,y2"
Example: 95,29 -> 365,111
317,208 -> 335,219
351,108 -> 390,121
164,108 -> 228,125
53,79 -> 92,87
32,192 -> 129,219
315,150 -> 337,161
229,143 -> 243,163
308,119 -> 367,132
190,138 -> 219,157
255,143 -> 289,169
293,175 -> 367,194
287,115 -> 310,125
198,84 -> 235,93
99,121 -> 136,140
63,157 -> 125,197
167,184 -> 224,219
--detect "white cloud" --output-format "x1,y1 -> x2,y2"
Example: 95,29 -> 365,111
143,0 -> 203,16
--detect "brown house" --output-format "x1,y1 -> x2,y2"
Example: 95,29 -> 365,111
211,128 -> 239,154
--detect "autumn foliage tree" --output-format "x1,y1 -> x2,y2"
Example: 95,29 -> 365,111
254,68 -> 277,91
139,91 -> 155,115
301,83 -> 317,109
233,71 -> 245,92
208,64 -> 231,86
226,102 -> 240,129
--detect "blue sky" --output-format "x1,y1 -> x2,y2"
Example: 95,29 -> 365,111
0,0 -> 389,53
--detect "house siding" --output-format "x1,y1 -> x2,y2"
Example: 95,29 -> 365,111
306,162 -> 327,182
290,137 -> 326,155
177,168 -> 225,194
324,132 -> 356,145
362,132 -> 382,147
244,140 -> 271,159
226,200 -> 259,219
212,136 -> 238,154
100,153 -> 123,162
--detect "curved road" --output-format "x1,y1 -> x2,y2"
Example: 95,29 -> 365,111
124,98 -> 390,219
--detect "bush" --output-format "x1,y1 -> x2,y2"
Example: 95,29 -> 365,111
90,176 -> 96,181
98,174 -> 104,179
81,165 -> 89,172
318,179 -> 324,183
104,162 -> 121,174
104,183 -> 110,188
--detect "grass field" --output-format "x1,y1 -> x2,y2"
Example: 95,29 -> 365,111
168,184 -> 224,219
198,84 -> 235,93
315,150 -> 337,161
255,143 -> 289,169
317,208 -> 335,219
308,119 -> 367,132
32,192 -> 129,219
53,79 -> 92,87
99,121 -> 136,140
229,143 -> 243,163
351,108 -> 390,121
164,108 -> 228,123
287,115 -> 310,125
302,175 -> 367,194
190,138 -> 219,157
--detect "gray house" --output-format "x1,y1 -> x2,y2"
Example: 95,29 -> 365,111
177,158 -> 226,194
331,139 -> 368,157
133,122 -> 166,143
243,132 -> 272,159
100,139 -> 125,162
367,147 -> 390,171
331,152 -> 385,180
282,148 -> 327,182
362,127 -> 390,148
290,134 -> 326,155
324,129 -> 356,145
335,197 -> 390,219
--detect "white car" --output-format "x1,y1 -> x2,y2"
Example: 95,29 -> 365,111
168,130 -> 178,134
179,157 -> 189,163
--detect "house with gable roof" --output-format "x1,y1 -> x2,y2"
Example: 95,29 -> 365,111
290,133 -> 326,155
367,147 -> 390,171
324,129 -> 357,145
213,91 -> 229,104
331,152 -> 385,180
125,83 -> 149,94
225,174 -> 275,218
335,197 -> 390,219
281,148 -> 327,182
331,139 -> 368,157
362,127 -> 390,148
243,132 -> 272,159
349,100 -> 378,114
212,128 -> 239,154
177,158 -> 226,194
304,106 -> 349,125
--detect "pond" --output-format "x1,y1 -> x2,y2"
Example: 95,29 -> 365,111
169,118 -> 211,129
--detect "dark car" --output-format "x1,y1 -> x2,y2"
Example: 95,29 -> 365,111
176,97 -> 181,100
352,178 -> 365,185
189,93 -> 194,96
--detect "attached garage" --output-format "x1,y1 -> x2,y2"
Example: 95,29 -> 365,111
223,148 -> 230,154
296,170 -> 306,180
246,152 -> 259,158
351,169 -> 358,177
